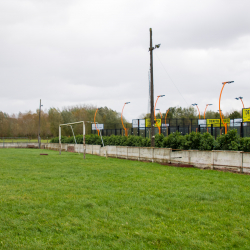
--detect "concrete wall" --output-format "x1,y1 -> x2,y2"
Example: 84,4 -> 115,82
1,142 -> 250,174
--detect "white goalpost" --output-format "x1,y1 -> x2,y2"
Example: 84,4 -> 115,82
59,121 -> 86,159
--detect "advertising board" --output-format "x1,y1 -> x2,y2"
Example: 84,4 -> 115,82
91,124 -> 104,130
145,118 -> 161,128
243,108 -> 250,122
206,119 -> 230,127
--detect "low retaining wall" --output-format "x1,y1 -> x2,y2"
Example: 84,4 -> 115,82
1,142 -> 250,174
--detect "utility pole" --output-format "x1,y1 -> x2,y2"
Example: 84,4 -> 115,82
149,28 -> 155,147
149,28 -> 161,147
38,99 -> 42,149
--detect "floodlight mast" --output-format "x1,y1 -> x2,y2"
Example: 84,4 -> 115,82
219,81 -> 234,134
204,104 -> 213,119
94,108 -> 99,136
235,97 -> 245,108
59,121 -> 86,159
154,95 -> 165,134
192,103 -> 200,119
121,102 -> 130,136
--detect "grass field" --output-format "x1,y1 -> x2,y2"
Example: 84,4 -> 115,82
0,149 -> 250,249
0,139 -> 49,143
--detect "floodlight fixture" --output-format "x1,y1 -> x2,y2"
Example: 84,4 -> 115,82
219,81 -> 234,134
155,44 -> 161,49
222,81 -> 234,84
235,96 -> 245,108
121,102 -> 130,136
204,104 -> 213,119
154,95 -> 165,134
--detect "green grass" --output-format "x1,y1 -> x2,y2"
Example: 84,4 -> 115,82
0,139 -> 48,143
0,149 -> 250,249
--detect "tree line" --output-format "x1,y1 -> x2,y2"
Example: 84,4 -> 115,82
0,104 -> 242,138
0,105 -> 126,138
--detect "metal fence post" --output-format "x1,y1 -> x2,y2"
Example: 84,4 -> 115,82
240,122 -> 243,137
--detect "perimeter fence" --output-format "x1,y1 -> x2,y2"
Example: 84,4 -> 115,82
91,118 -> 250,139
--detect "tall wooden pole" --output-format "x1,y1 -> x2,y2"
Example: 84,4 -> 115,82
38,99 -> 41,149
149,28 -> 155,147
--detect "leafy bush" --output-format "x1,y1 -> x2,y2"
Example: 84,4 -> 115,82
182,132 -> 202,150
162,132 -> 184,149
49,130 -> 250,152
214,129 -> 240,151
239,137 -> 250,152
155,134 -> 164,148
198,133 -> 214,151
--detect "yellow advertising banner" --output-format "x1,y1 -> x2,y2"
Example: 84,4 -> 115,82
243,108 -> 250,122
206,118 -> 230,127
223,118 -> 230,124
145,119 -> 161,128
207,119 -> 221,127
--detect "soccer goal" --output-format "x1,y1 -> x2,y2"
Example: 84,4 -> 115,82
59,121 -> 86,159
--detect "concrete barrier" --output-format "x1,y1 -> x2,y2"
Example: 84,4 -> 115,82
1,142 -> 250,174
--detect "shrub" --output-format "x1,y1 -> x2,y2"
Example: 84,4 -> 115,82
214,129 -> 240,151
155,134 -> 164,148
49,130 -> 250,152
199,133 -> 214,151
162,132 -> 184,149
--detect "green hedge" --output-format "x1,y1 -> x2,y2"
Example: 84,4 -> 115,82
50,129 -> 250,152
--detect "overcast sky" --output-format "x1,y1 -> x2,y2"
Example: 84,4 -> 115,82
1,0 -> 250,121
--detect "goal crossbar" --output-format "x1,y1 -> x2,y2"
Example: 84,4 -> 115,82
59,121 -> 86,159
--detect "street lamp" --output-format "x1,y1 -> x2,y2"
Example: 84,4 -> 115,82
165,108 -> 170,126
235,97 -> 245,108
154,95 -> 165,135
156,109 -> 162,119
121,102 -> 130,136
204,104 -> 213,119
94,108 -> 100,136
217,110 -> 224,119
192,103 -> 200,119
219,81 -> 234,134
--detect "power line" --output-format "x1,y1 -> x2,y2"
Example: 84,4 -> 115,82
154,51 -> 189,106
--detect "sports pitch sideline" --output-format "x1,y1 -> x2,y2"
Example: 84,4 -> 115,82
0,148 -> 250,249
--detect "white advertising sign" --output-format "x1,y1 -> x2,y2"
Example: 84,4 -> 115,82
139,119 -> 145,128
162,123 -> 169,127
198,119 -> 206,128
92,124 -> 104,130
132,119 -> 139,128
132,119 -> 146,128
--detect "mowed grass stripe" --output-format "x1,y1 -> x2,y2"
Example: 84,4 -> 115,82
0,148 -> 250,249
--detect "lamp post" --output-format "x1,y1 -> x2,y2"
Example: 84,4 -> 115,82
156,109 -> 162,119
204,104 -> 213,119
219,81 -> 234,134
149,28 -> 161,147
121,102 -> 130,136
165,108 -> 170,126
192,103 -> 200,119
217,110 -> 224,119
156,109 -> 163,135
154,95 -> 165,135
235,97 -> 245,108
94,108 -> 100,136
